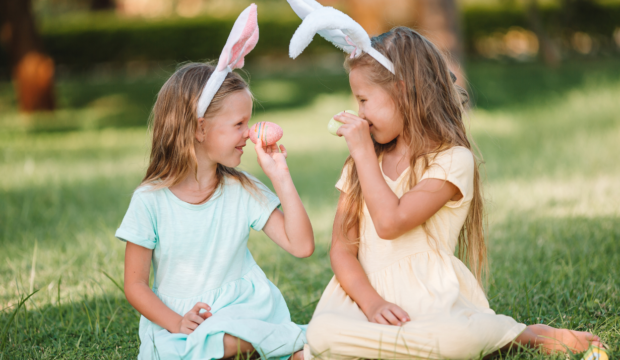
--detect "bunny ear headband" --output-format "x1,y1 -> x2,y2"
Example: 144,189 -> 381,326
196,4 -> 259,118
287,0 -> 459,83
287,0 -> 395,74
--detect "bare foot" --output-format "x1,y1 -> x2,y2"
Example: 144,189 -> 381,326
516,324 -> 602,354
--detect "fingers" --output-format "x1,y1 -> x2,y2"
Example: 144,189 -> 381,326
390,305 -> 410,323
189,313 -> 205,325
181,302 -> 213,334
266,143 -> 278,154
381,309 -> 402,325
372,314 -> 390,325
255,138 -> 280,156
279,144 -> 287,158
255,138 -> 265,154
333,111 -> 357,124
182,319 -> 199,333
335,126 -> 345,137
190,302 -> 211,314
368,302 -> 410,326
198,310 -> 212,320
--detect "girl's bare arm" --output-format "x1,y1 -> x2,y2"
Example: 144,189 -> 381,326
356,161 -> 459,240
124,242 -> 210,333
256,140 -> 314,258
330,191 -> 409,326
335,113 -> 459,240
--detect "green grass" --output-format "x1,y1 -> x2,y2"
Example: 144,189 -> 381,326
0,59 -> 619,359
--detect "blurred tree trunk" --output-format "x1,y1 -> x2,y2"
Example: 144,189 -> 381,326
343,0 -> 466,89
90,0 -> 116,11
526,0 -> 560,66
412,0 -> 466,89
344,0 -> 387,36
0,0 -> 56,112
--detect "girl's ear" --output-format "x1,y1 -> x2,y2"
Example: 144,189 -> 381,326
195,117 -> 206,143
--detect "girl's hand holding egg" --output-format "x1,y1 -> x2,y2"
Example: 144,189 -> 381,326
332,110 -> 374,159
328,110 -> 358,136
252,121 -> 288,180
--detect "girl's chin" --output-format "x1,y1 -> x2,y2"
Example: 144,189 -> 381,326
218,154 -> 242,168
371,130 -> 400,145
372,134 -> 394,145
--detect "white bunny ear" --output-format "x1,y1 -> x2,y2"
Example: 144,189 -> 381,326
216,4 -> 259,71
287,2 -> 395,74
289,7 -> 366,59
287,0 -> 322,19
197,4 -> 259,118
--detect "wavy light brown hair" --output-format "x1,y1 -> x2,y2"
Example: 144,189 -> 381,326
141,63 -> 257,201
341,27 -> 487,284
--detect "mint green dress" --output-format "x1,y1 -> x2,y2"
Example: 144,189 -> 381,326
115,174 -> 307,360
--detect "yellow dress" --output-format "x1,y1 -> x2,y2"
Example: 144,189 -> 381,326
305,147 -> 526,360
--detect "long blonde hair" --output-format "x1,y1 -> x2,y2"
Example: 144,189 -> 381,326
141,63 -> 257,201
341,27 -> 487,284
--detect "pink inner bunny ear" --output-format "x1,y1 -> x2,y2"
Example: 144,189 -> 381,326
216,4 -> 258,71
231,27 -> 258,70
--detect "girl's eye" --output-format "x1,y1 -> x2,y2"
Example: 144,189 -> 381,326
236,122 -> 243,126
360,99 -> 366,103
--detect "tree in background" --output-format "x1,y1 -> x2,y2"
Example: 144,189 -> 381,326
411,0 -> 465,88
0,0 -> 56,112
345,0 -> 466,89
343,0 -> 387,36
90,0 -> 115,11
526,0 -> 560,66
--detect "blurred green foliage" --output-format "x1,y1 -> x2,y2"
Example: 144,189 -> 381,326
1,2 -> 619,72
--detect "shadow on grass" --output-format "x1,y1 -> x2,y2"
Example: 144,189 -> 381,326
0,291 -> 140,359
467,58 -> 620,110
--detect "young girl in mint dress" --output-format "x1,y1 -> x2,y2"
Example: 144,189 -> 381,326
116,5 -> 312,359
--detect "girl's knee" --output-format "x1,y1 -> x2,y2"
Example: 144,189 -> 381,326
307,313 -> 343,354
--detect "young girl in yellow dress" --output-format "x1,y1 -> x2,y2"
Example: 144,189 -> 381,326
285,1 -> 604,358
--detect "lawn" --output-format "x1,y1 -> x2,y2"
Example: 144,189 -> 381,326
0,58 -> 619,359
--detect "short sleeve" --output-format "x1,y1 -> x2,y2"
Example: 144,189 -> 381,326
420,147 -> 474,208
115,189 -> 158,249
335,161 -> 353,193
246,177 -> 281,231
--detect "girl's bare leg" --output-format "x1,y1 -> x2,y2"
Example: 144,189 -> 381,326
508,324 -> 602,354
223,334 -> 254,358
290,350 -> 304,360
222,334 -> 304,360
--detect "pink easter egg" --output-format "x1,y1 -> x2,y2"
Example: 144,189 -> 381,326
249,121 -> 283,146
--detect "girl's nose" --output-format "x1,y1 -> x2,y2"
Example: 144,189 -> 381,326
243,127 -> 250,138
